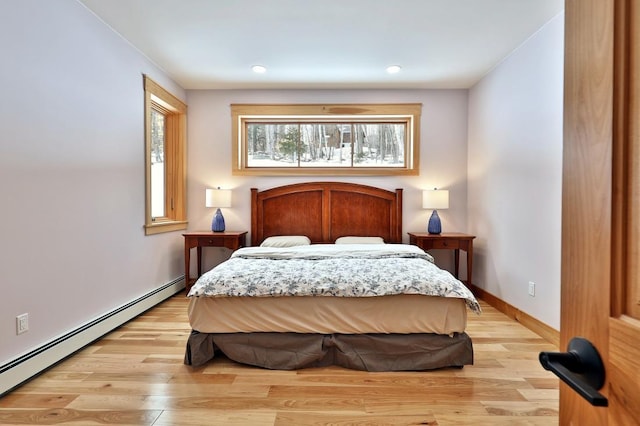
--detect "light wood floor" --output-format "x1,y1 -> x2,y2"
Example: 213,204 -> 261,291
0,292 -> 559,425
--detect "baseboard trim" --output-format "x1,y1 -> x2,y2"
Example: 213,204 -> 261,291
0,278 -> 185,397
469,284 -> 559,347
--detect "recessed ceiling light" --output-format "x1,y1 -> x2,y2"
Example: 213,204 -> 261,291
251,65 -> 267,73
386,65 -> 402,74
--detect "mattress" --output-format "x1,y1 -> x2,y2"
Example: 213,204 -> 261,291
188,294 -> 467,335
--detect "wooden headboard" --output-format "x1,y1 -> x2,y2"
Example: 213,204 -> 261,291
250,182 -> 403,246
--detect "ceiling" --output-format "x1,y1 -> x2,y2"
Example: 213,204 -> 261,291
78,0 -> 564,90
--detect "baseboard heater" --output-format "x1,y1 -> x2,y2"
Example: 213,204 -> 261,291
0,278 -> 185,397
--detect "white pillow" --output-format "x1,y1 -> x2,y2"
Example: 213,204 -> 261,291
335,236 -> 385,244
260,235 -> 311,247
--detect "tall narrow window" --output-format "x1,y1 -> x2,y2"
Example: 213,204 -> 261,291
144,75 -> 187,235
150,108 -> 166,218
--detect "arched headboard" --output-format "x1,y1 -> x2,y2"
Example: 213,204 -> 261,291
250,182 -> 403,246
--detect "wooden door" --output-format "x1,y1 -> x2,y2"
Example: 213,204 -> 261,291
562,0 -> 640,423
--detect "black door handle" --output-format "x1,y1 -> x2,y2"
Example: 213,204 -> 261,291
539,337 -> 608,407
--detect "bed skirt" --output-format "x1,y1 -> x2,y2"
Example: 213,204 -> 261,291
184,331 -> 473,371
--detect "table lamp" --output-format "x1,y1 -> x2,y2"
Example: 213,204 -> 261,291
205,187 -> 232,232
423,189 -> 449,234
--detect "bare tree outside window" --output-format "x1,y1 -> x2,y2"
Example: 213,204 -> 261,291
245,123 -> 406,168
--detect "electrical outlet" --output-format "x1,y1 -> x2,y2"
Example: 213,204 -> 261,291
528,281 -> 536,297
16,313 -> 29,335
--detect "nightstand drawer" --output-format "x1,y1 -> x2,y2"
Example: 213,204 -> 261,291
430,239 -> 460,249
196,236 -> 226,246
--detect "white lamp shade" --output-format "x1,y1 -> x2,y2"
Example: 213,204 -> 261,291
205,188 -> 232,208
422,189 -> 449,210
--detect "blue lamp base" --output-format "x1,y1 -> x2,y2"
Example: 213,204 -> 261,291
212,208 -> 226,232
427,210 -> 442,234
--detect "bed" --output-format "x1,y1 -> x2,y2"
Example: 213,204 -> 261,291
184,181 -> 480,371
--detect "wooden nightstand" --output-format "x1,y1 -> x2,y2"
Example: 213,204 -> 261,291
183,231 -> 248,291
408,232 -> 476,286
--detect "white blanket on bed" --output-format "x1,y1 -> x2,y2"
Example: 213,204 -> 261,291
188,244 -> 481,314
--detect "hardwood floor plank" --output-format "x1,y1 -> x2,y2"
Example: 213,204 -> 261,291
153,409 -> 277,426
267,384 -> 528,401
81,372 -> 175,383
0,408 -> 162,425
481,400 -> 559,416
0,394 -> 78,409
435,415 -> 556,425
516,389 -> 560,402
362,400 -> 488,416
68,395 -> 365,411
274,412 -> 437,425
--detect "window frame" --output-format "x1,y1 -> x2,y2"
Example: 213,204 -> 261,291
231,104 -> 421,176
143,75 -> 188,235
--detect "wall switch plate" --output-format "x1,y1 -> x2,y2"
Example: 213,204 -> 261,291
528,281 -> 536,297
16,313 -> 28,334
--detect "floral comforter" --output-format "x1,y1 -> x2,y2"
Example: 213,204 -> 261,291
187,244 -> 481,314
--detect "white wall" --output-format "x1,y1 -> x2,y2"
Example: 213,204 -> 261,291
467,13 -> 564,329
186,89 -> 471,274
0,0 -> 186,365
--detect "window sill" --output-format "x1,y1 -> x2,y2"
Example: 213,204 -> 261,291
144,220 -> 188,235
